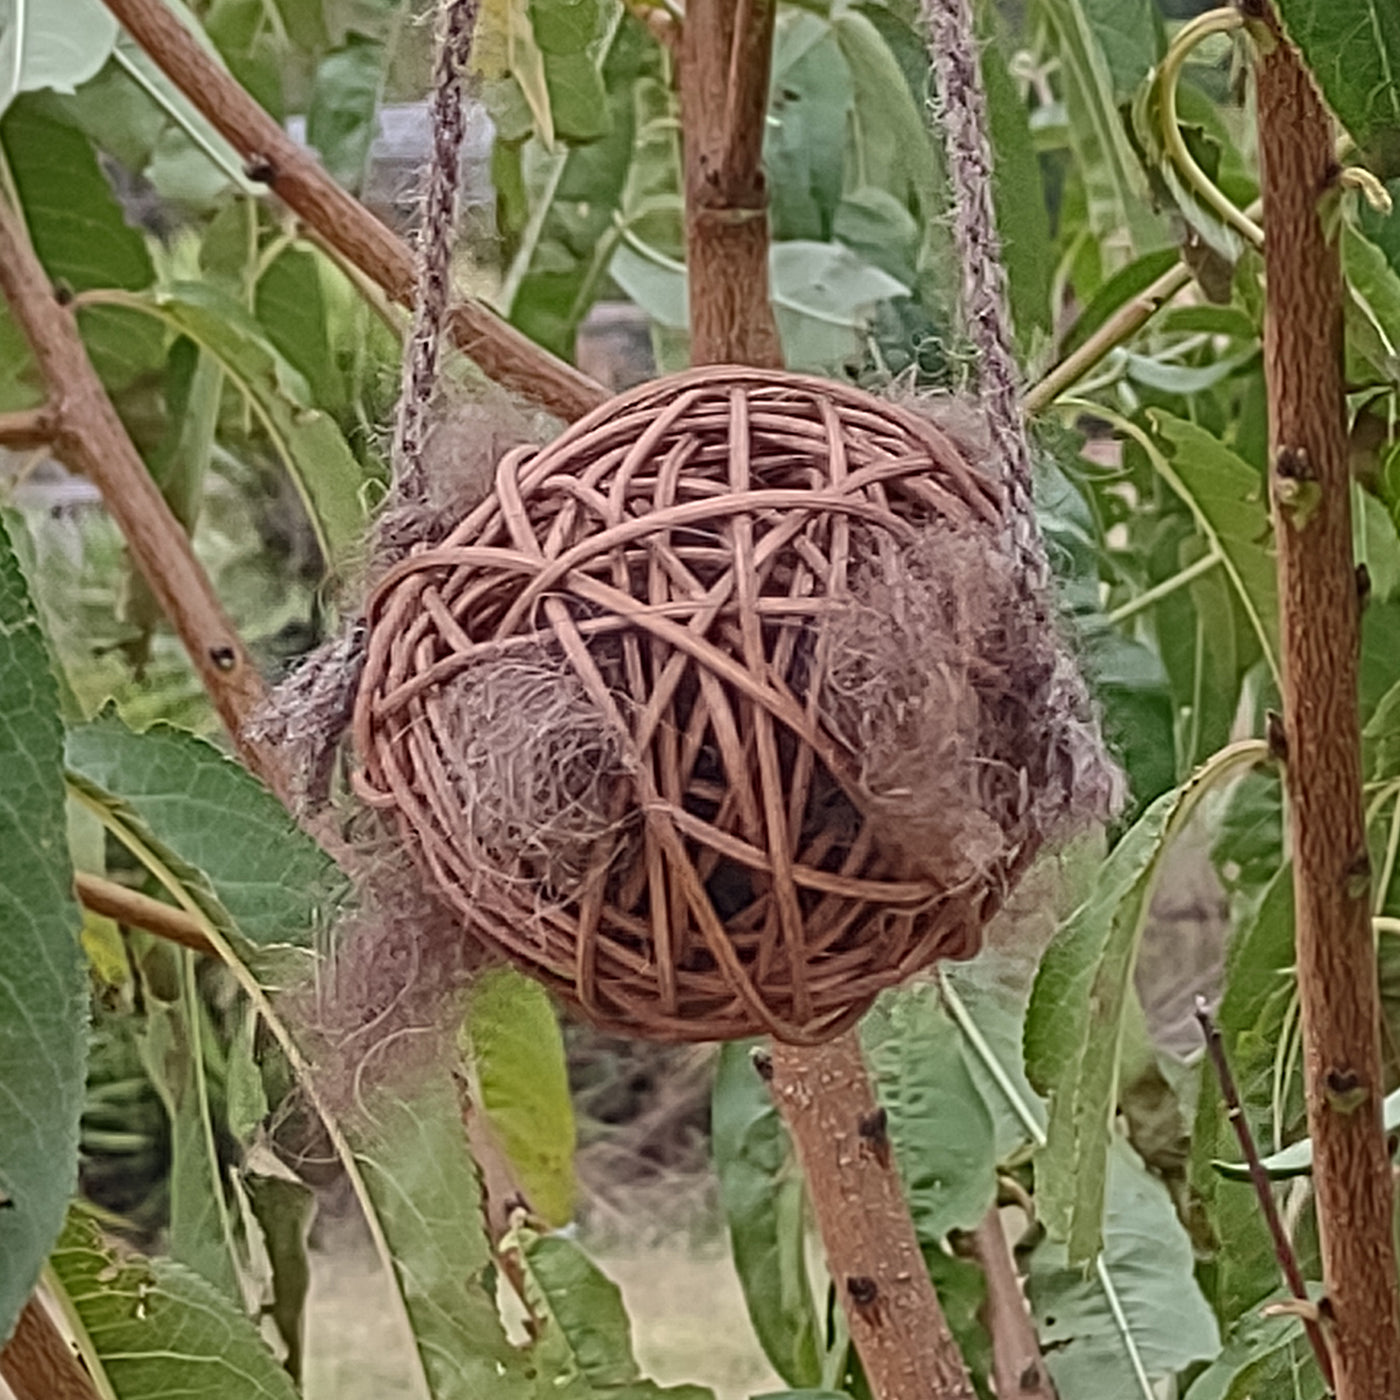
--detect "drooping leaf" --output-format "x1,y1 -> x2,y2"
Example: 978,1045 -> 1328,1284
1028,1140 -> 1221,1394
307,36 -> 385,191
244,1167 -> 316,1383
349,1075 -> 532,1400
510,1227 -> 716,1399
1035,0 -> 1164,256
1026,741 -> 1266,1261
0,0 -> 118,117
0,97 -> 165,388
0,514 -> 87,1344
137,955 -> 240,1299
978,1 -> 1054,348
711,1042 -> 823,1390
1274,0 -> 1400,176
463,967 -> 577,1227
1147,411 -> 1281,685
66,711 -> 347,948
1183,1299 -> 1326,1400
86,281 -> 369,574
47,1209 -> 299,1400
861,988 -> 997,1242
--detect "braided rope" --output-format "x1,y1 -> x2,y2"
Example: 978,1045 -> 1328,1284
388,0 -> 480,508
920,0 -> 1047,588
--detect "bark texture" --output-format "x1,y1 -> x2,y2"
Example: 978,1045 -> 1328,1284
0,205 -> 283,791
0,1299 -> 99,1400
1256,16 -> 1400,1397
770,1038 -> 977,1399
678,0 -> 784,368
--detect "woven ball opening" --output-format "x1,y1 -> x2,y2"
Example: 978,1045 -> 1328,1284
351,366 -> 1067,1043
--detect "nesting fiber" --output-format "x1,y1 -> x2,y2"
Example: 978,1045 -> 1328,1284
351,366 -> 1079,1043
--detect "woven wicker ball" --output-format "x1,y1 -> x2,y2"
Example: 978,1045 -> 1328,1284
351,365 -> 1035,1043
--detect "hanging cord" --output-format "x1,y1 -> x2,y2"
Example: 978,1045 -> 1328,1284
920,0 -> 1047,589
387,0 -> 480,511
246,0 -> 480,807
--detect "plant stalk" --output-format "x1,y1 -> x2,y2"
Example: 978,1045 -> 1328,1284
1254,9 -> 1400,1395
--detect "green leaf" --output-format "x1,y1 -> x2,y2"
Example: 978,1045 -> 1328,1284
463,967 -> 577,1227
1035,0 -> 1164,255
0,0 -> 118,116
1184,1300 -> 1326,1400
1028,1140 -> 1221,1394
1274,0 -> 1400,176
830,9 -> 940,229
1026,741 -> 1265,1261
501,11 -> 653,357
0,97 -> 164,388
255,245 -> 347,413
137,957 -> 240,1299
307,36 -> 384,191
766,13 -> 853,243
244,1168 -> 315,1383
979,2 -> 1054,347
861,988 -> 997,1241
89,281 -> 369,574
1215,1086 -> 1400,1180
350,1075 -> 532,1400
711,1042 -> 823,1390
0,515 -> 86,1344
1147,410 -> 1282,686
513,1228 -> 715,1400
66,711 -> 347,948
48,1209 -> 299,1400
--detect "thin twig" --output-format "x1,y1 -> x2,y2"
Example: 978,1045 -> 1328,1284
1194,998 -> 1335,1389
0,406 -> 58,448
74,870 -> 214,957
0,1297 -> 101,1400
97,0 -> 608,423
0,200 -> 284,793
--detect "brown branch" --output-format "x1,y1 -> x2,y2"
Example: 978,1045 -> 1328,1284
770,1038 -> 976,1400
0,406 -> 58,449
1254,9 -> 1400,1397
678,0 -> 782,367
0,1298 -> 101,1400
966,1209 -> 1057,1400
98,0 -> 608,424
1194,997 -> 1334,1387
75,871 -> 214,956
0,201 -> 287,794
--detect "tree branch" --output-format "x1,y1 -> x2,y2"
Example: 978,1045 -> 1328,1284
0,201 -> 287,793
0,1298 -> 101,1400
678,0 -> 782,367
1254,7 -> 1400,1396
0,406 -> 58,449
98,0 -> 609,423
966,1209 -> 1057,1400
75,871 -> 214,957
770,1038 -> 977,1400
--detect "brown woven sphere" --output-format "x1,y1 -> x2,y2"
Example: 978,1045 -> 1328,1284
351,366 -> 1049,1043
